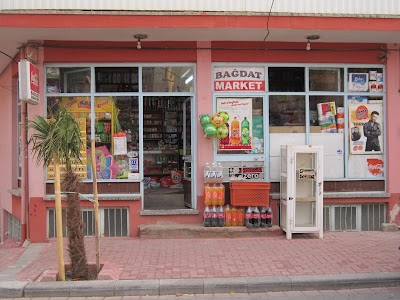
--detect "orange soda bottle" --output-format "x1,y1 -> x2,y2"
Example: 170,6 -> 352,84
238,208 -> 245,226
204,184 -> 212,206
211,184 -> 218,206
217,183 -> 225,206
230,117 -> 240,145
225,205 -> 232,226
231,207 -> 238,226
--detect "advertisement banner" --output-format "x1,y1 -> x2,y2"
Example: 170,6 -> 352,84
349,103 -> 383,155
18,60 -> 40,104
214,67 -> 265,92
217,98 -> 252,151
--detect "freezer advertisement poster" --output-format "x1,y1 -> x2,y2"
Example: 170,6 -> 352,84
217,98 -> 252,151
214,67 -> 265,91
349,103 -> 383,155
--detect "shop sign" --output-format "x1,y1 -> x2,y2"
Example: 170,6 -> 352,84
18,59 -> 40,104
214,67 -> 265,92
349,103 -> 383,154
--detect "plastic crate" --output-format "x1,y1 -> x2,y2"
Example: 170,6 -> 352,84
229,181 -> 270,207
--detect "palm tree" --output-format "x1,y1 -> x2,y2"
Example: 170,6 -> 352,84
28,107 -> 88,280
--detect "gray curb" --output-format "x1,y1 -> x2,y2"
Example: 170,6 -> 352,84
0,272 -> 399,298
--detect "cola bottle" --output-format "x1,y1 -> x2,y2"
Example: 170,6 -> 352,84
260,206 -> 267,227
266,207 -> 273,227
245,207 -> 253,228
203,206 -> 211,227
253,207 -> 261,228
217,206 -> 225,227
211,206 -> 218,227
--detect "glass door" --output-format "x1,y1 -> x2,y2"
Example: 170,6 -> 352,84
293,151 -> 318,229
182,97 -> 193,208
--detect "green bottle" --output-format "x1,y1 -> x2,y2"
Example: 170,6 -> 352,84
241,117 -> 250,145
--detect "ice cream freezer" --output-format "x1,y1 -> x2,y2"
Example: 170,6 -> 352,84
280,145 -> 324,240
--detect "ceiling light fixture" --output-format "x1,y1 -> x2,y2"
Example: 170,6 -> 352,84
306,34 -> 320,51
134,34 -> 148,50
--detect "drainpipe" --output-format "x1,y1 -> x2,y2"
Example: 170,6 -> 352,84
20,100 -> 29,244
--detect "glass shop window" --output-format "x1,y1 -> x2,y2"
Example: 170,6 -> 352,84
269,95 -> 306,133
95,67 -> 139,93
309,68 -> 344,92
216,97 -> 264,155
268,67 -> 305,92
142,66 -> 194,93
46,96 -> 139,181
46,67 -> 91,93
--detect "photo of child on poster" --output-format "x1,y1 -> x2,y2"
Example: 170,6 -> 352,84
349,103 -> 383,154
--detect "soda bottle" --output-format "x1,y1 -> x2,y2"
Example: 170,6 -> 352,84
245,207 -> 253,228
260,207 -> 267,227
204,163 -> 210,179
266,207 -> 273,227
231,207 -> 238,226
209,163 -> 216,179
217,183 -> 225,206
241,117 -> 250,145
211,184 -> 219,206
217,206 -> 225,227
211,206 -> 218,227
204,184 -> 212,206
238,208 -> 245,226
230,117 -> 240,145
203,206 -> 211,227
225,205 -> 232,227
253,207 -> 261,228
216,163 -> 223,179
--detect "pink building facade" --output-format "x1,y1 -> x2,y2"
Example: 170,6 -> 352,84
0,8 -> 399,242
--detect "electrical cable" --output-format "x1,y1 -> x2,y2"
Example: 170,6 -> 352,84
263,0 -> 275,42
0,50 -> 18,64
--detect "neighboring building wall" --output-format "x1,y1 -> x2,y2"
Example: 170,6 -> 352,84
386,43 -> 400,224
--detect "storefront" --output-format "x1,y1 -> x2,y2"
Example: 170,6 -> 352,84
0,4 -> 399,242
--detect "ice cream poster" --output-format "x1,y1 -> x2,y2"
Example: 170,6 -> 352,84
217,98 -> 252,151
349,103 -> 383,155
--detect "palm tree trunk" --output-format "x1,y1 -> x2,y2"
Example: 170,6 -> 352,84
54,159 -> 65,281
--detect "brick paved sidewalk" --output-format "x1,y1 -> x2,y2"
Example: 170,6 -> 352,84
2,231 -> 398,282
0,239 -> 25,272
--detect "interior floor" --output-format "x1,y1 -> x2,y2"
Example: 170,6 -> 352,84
143,188 -> 187,209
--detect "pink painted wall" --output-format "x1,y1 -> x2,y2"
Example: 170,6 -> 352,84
196,42 -> 214,201
0,62 -> 17,216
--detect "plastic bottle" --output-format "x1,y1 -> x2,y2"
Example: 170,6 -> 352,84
253,207 -> 261,228
238,208 -> 245,226
260,207 -> 267,227
245,207 -> 253,228
204,184 -> 212,206
231,207 -> 238,226
230,117 -> 240,145
266,207 -> 273,227
217,183 -> 225,206
216,163 -> 223,179
204,163 -> 210,179
209,163 -> 216,179
211,206 -> 218,227
225,205 -> 232,227
217,206 -> 225,227
241,117 -> 250,145
211,184 -> 219,206
203,206 -> 211,227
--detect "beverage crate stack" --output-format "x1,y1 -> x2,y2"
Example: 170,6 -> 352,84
203,163 -> 272,228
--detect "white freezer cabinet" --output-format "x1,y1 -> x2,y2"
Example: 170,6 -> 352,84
280,145 -> 323,240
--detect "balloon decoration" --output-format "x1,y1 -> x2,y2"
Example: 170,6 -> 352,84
199,112 -> 230,139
